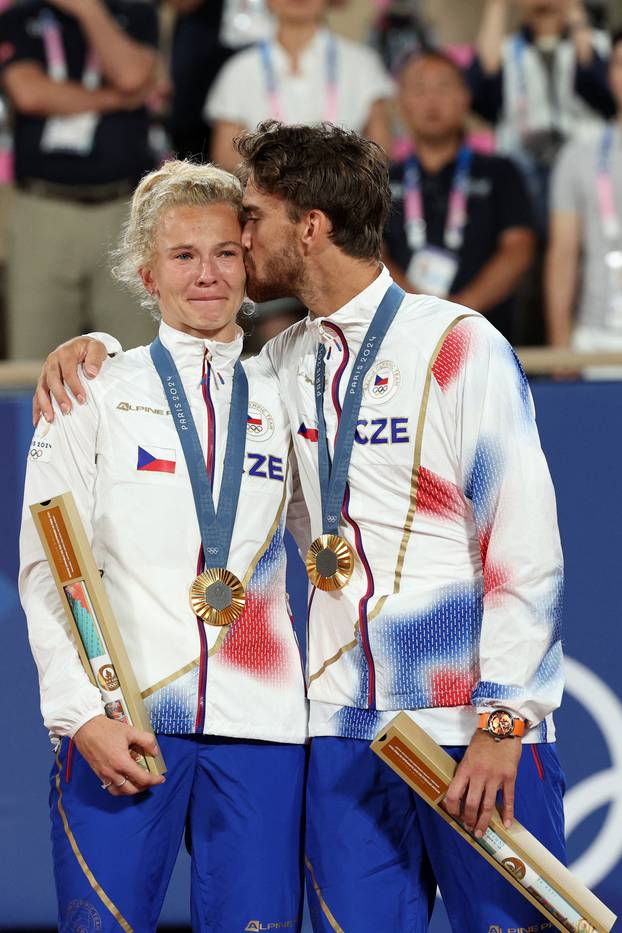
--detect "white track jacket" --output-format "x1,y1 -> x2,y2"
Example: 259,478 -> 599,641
20,322 -> 309,744
259,267 -> 564,745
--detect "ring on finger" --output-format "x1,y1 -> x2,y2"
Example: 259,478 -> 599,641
100,779 -> 113,790
114,776 -> 128,788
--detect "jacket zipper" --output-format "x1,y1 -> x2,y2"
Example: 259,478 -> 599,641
194,352 -> 215,732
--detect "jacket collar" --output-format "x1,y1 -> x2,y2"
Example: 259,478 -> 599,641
305,265 -> 394,346
158,320 -> 244,375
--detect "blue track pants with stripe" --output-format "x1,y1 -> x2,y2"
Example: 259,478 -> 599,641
305,737 -> 566,933
50,733 -> 306,933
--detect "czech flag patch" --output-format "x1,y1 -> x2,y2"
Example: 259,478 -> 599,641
297,422 -> 319,442
137,445 -> 176,474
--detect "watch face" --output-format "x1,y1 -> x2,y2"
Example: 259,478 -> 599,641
488,710 -> 514,737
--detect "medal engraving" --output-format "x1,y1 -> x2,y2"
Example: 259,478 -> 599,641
205,581 -> 233,611
306,534 -> 355,591
316,547 -> 338,578
190,569 -> 245,626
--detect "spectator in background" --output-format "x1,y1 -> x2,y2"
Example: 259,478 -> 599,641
205,0 -> 394,172
469,0 -> 613,231
383,50 -> 535,343
546,29 -> 622,377
167,0 -> 273,161
369,0 -> 433,74
0,0 -> 158,360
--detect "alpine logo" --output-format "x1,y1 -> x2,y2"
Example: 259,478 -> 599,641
117,401 -> 170,416
244,921 -> 297,931
297,422 -> 319,442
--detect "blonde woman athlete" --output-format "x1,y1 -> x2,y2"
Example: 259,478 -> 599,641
19,161 -> 309,933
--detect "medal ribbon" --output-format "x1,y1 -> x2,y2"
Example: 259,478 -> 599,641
260,32 -> 338,123
314,282 -> 405,536
41,11 -> 100,88
404,145 -> 473,252
150,337 -> 249,570
597,126 -> 620,242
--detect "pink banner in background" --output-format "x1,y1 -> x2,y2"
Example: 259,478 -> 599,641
444,43 -> 475,70
392,130 -> 494,163
0,149 -> 13,185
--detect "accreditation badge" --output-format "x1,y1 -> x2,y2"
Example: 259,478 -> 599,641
407,246 -> 459,298
40,112 -> 99,156
306,534 -> 355,591
190,568 -> 246,626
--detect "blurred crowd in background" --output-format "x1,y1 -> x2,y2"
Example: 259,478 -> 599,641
1,0 -> 622,369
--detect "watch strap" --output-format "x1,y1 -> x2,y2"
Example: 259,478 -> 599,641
478,710 -> 526,738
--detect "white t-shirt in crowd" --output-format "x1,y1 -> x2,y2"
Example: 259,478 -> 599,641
551,126 -> 622,349
205,27 -> 394,133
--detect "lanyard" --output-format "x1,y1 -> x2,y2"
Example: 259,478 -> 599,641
260,32 -> 338,123
150,337 -> 249,571
41,11 -> 100,88
404,145 -> 473,252
512,32 -> 561,137
512,33 -> 530,137
314,282 -> 405,536
597,126 -> 620,242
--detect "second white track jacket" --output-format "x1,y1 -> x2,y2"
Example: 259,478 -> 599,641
259,267 -> 564,746
20,322 -> 310,744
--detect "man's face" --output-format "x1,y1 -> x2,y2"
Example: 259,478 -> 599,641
609,42 -> 622,110
242,181 -> 305,303
141,203 -> 246,340
399,57 -> 470,142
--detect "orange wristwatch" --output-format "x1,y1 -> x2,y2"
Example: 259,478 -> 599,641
478,710 -> 526,741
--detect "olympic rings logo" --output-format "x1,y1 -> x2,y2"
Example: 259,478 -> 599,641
29,448 -> 44,459
564,656 -> 622,887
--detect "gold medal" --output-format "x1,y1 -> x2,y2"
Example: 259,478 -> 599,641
190,568 -> 246,626
306,534 -> 355,591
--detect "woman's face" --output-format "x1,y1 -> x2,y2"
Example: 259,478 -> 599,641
267,0 -> 326,25
140,202 -> 246,342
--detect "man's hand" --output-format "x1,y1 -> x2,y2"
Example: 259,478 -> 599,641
73,715 -> 165,797
443,730 -> 523,838
33,336 -> 108,426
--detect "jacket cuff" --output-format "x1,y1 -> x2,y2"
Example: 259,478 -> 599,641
45,691 -> 105,740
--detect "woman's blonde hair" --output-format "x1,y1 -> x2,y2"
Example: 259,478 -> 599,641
112,160 -> 243,314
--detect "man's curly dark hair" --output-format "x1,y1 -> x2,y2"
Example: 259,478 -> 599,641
234,121 -> 391,261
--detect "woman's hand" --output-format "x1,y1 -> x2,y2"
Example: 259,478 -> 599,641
73,715 -> 165,797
